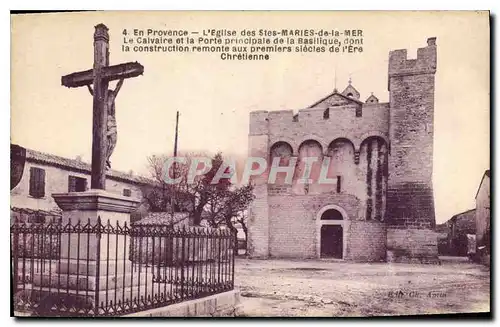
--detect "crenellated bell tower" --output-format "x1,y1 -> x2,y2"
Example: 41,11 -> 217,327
386,37 -> 439,263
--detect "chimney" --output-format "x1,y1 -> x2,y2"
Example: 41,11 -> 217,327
427,37 -> 436,46
128,170 -> 134,175
75,155 -> 82,162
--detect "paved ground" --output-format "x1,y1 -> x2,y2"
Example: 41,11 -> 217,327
234,257 -> 490,317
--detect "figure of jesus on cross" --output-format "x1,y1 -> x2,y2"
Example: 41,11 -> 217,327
61,24 -> 144,190
86,78 -> 123,169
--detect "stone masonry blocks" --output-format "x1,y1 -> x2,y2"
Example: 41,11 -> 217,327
248,38 -> 439,263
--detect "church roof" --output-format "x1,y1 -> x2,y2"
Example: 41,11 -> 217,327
341,82 -> 361,100
308,79 -> 370,108
308,88 -> 364,108
365,93 -> 379,103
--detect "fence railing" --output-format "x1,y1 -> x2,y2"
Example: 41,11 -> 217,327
11,218 -> 235,317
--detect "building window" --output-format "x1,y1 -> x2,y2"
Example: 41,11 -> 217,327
68,176 -> 87,192
29,167 -> 45,198
123,188 -> 131,197
337,176 -> 342,193
356,107 -> 362,117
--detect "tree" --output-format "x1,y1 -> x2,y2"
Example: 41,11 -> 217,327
226,186 -> 253,251
205,184 -> 254,226
204,184 -> 254,254
141,154 -> 178,212
234,210 -> 249,254
144,152 -> 254,227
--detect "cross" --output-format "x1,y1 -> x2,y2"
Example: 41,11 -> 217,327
61,24 -> 144,190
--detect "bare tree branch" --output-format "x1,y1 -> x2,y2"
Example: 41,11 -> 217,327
142,152 -> 254,227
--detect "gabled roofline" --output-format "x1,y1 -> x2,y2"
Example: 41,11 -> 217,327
16,144 -> 155,186
444,208 -> 476,225
452,208 -> 476,219
308,90 -> 364,108
365,94 -> 379,102
475,169 -> 490,200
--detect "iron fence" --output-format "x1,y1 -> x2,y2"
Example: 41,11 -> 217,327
11,218 -> 235,317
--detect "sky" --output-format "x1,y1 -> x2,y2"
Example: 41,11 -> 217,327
11,11 -> 489,223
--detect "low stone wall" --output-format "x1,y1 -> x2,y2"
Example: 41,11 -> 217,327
130,235 -> 232,265
123,289 -> 241,317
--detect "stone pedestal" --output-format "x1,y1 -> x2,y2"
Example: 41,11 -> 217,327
30,190 -> 155,314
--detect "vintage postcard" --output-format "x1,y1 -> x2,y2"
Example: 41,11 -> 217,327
10,11 -> 490,318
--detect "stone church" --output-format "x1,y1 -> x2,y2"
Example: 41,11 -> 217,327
247,37 -> 438,263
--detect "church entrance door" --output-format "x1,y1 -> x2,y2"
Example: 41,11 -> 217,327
318,208 -> 344,259
320,225 -> 343,258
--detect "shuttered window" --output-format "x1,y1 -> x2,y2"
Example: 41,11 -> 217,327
68,176 -> 87,192
29,167 -> 45,198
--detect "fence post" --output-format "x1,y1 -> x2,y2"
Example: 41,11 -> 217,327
180,226 -> 186,300
12,222 -> 19,294
231,230 -> 236,289
94,217 -> 102,316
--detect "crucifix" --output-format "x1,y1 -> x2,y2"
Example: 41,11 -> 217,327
61,24 -> 144,190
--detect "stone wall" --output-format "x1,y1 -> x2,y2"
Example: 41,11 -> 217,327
247,120 -> 271,258
386,228 -> 438,263
261,104 -> 390,154
267,194 -> 359,258
345,221 -> 386,262
247,38 -> 438,263
247,184 -> 270,258
386,38 -> 438,262
475,173 -> 490,257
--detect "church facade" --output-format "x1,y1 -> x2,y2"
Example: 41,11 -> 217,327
247,38 -> 439,263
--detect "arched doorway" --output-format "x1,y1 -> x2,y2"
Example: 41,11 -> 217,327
316,205 -> 347,259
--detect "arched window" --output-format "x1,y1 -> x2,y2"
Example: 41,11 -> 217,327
328,138 -> 355,159
321,209 -> 343,220
296,139 -> 323,181
324,138 -> 355,194
270,141 -> 293,159
269,141 -> 294,185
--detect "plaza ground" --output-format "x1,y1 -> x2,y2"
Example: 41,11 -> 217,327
234,256 -> 490,317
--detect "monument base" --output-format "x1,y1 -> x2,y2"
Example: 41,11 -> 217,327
32,189 -> 146,315
52,189 -> 140,219
32,265 -> 153,291
17,275 -> 156,317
